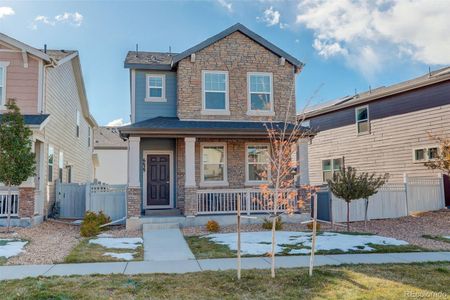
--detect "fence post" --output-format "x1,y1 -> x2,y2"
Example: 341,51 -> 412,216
246,190 -> 251,216
403,173 -> 409,215
438,173 -> 445,209
85,182 -> 91,212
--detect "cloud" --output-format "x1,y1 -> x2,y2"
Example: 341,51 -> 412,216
30,12 -> 83,30
0,6 -> 14,18
106,118 -> 129,127
217,0 -> 233,12
296,0 -> 450,77
258,6 -> 288,29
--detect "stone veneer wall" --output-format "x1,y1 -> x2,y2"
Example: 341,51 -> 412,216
177,31 -> 296,122
18,187 -> 35,218
127,187 -> 141,218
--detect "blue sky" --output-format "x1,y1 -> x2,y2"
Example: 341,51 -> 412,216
0,0 -> 449,125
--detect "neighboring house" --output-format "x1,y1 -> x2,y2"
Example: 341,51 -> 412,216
93,127 -> 128,184
119,23 -> 304,229
299,66 -> 450,187
0,33 -> 97,226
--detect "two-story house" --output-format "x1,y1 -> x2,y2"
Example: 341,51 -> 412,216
119,24 -> 304,229
0,33 -> 97,227
299,66 -> 450,208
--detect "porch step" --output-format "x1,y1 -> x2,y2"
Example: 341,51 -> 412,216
143,222 -> 180,231
145,208 -> 181,217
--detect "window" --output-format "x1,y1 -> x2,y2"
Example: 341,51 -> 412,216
0,65 -> 5,105
247,73 -> 273,114
88,126 -> 91,147
145,74 -> 165,101
76,110 -> 80,137
48,146 -> 54,182
413,147 -> 438,162
67,166 -> 72,183
201,144 -> 227,184
58,151 -> 64,182
246,144 -> 270,183
202,71 -> 228,113
355,106 -> 369,134
322,158 -> 343,182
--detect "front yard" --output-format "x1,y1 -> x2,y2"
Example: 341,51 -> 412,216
0,262 -> 448,299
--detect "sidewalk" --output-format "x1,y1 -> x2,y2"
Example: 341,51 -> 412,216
0,251 -> 449,281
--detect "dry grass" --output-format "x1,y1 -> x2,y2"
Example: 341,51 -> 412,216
64,239 -> 143,263
0,263 -> 448,299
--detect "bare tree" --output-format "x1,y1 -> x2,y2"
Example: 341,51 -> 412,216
424,134 -> 450,175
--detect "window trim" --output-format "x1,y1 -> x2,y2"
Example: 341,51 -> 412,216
145,74 -> 166,102
355,105 -> 370,135
200,142 -> 228,187
0,61 -> 10,108
58,151 -> 64,182
322,157 -> 344,183
245,143 -> 271,185
201,70 -> 230,115
412,145 -> 439,163
247,72 -> 274,116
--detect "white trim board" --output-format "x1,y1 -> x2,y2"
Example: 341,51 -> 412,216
142,150 -> 174,209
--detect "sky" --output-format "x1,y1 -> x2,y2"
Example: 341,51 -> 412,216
0,0 -> 449,126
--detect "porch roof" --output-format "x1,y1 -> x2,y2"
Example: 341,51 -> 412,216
0,114 -> 49,129
119,117 -> 305,138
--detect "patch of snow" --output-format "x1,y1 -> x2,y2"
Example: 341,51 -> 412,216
97,233 -> 113,238
444,236 -> 450,240
89,237 -> 143,250
204,231 -> 408,255
71,220 -> 83,225
103,252 -> 135,261
0,239 -> 28,258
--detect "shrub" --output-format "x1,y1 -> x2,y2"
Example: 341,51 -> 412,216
306,222 -> 321,231
80,211 -> 111,237
262,217 -> 283,230
206,220 -> 220,232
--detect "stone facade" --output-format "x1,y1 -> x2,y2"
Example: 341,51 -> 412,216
127,187 -> 141,218
18,187 -> 35,218
177,31 -> 296,122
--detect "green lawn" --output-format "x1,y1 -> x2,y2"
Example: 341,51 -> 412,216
422,235 -> 450,244
0,263 -> 448,299
186,233 -> 426,259
64,239 -> 143,263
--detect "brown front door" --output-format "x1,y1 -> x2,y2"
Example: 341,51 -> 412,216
147,154 -> 170,207
444,174 -> 450,207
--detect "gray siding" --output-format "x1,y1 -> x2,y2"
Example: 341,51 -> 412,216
135,70 -> 177,122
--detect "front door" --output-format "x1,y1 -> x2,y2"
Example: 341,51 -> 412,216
147,154 -> 170,207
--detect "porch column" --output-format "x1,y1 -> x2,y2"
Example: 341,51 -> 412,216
297,138 -> 310,186
127,137 -> 141,228
184,137 -> 196,187
184,137 -> 197,216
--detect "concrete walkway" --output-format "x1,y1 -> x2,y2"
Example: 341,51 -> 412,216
143,225 -> 195,261
0,251 -> 449,281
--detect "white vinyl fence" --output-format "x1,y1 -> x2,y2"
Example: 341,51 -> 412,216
57,182 -> 126,221
321,175 -> 445,222
0,189 -> 19,217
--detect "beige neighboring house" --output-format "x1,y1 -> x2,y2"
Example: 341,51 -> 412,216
299,67 -> 450,189
93,127 -> 128,184
0,33 -> 97,227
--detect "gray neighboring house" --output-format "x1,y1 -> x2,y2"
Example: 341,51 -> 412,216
93,127 -> 128,185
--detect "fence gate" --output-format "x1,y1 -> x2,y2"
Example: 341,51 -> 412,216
56,182 -> 86,219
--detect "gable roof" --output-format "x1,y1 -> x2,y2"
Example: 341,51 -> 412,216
302,66 -> 450,119
0,32 -> 51,62
124,23 -> 303,70
94,127 -> 128,149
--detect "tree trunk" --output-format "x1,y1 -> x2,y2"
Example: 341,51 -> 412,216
364,198 -> 369,230
271,215 -> 277,278
237,194 -> 241,280
6,184 -> 12,233
346,201 -> 350,232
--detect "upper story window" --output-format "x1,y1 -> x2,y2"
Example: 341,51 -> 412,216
355,106 -> 369,134
146,74 -> 166,102
202,71 -> 229,114
246,144 -> 270,184
322,157 -> 343,182
413,146 -> 438,162
201,143 -> 228,185
0,62 -> 9,106
87,126 -> 91,147
76,110 -> 80,137
247,72 -> 273,115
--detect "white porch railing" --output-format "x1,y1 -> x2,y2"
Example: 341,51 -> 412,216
0,190 -> 19,217
197,188 -> 298,215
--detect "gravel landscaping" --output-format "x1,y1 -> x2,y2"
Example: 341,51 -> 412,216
0,220 -> 142,265
183,209 -> 450,251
